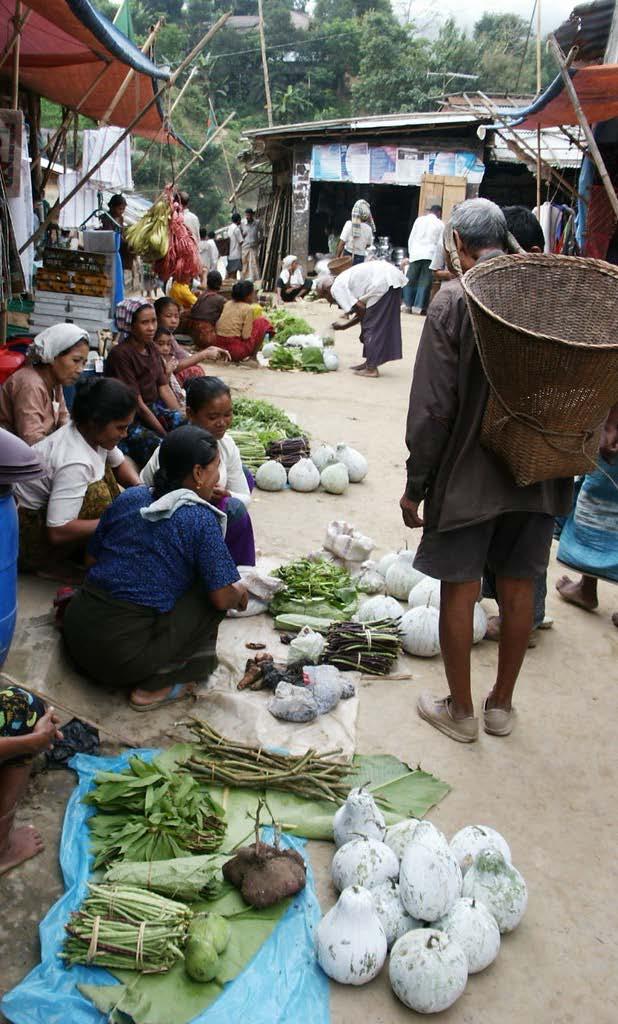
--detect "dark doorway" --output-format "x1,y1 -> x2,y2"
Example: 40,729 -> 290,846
309,180 -> 420,255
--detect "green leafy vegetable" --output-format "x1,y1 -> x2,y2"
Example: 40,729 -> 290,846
270,557 -> 358,620
268,344 -> 301,371
105,854 -> 226,902
269,308 -> 313,343
300,346 -> 327,372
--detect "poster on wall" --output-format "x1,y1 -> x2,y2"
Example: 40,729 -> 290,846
341,142 -> 370,183
293,161 -> 311,214
370,145 -> 397,183
396,147 -> 428,185
311,144 -> 342,181
0,110 -> 23,198
428,150 -> 485,184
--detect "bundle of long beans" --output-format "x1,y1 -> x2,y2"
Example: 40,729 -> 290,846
61,885 -> 189,973
266,436 -> 310,469
322,619 -> 402,675
185,720 -> 353,803
228,429 -> 267,471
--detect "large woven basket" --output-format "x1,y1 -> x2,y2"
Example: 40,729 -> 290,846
462,253 -> 618,485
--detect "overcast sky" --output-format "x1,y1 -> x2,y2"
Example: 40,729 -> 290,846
394,0 -> 576,35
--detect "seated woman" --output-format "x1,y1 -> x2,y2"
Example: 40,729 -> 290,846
215,280 -> 273,363
63,426 -> 248,711
276,255 -> 312,303
154,296 -> 230,383
0,685 -> 63,874
105,298 -> 185,468
13,377 -> 140,579
189,270 -> 226,351
0,324 -> 89,446
141,377 -> 255,566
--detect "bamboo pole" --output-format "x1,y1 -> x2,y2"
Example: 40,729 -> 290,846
0,6 -> 30,67
20,11 -> 232,253
257,0 -> 273,127
101,18 -> 164,125
174,110 -> 235,184
11,0 -> 21,109
536,0 -> 542,95
548,34 -> 618,221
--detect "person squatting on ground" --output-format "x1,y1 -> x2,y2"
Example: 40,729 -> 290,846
401,198 -> 573,743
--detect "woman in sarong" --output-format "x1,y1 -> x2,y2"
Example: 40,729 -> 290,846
555,404 -> 618,628
215,281 -> 274,363
63,426 -> 248,711
316,260 -> 408,378
140,377 -> 256,566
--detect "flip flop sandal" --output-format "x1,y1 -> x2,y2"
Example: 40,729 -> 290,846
129,682 -> 195,713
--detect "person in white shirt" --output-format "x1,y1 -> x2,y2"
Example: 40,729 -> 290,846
141,377 -> 255,565
276,254 -> 312,303
14,377 -> 141,578
179,191 -> 200,245
199,228 -> 220,283
336,199 -> 375,264
403,204 -> 443,313
316,260 -> 407,378
227,213 -> 244,278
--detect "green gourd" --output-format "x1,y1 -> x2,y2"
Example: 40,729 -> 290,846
184,936 -> 219,983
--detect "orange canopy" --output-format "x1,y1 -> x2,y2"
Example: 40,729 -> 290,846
0,0 -> 171,140
514,64 -> 618,129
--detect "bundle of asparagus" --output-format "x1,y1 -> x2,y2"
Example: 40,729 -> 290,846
61,884 -> 190,973
322,619 -> 402,675
186,720 -> 353,803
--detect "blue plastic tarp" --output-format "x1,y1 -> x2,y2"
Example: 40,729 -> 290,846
0,750 -> 330,1024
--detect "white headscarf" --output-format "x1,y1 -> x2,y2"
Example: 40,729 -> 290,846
31,323 -> 89,364
282,254 -> 297,270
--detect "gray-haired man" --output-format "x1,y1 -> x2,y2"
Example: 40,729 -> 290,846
400,198 -> 572,743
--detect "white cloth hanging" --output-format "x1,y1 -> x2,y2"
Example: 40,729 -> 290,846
81,127 -> 133,191
58,171 -> 100,229
8,152 -> 34,288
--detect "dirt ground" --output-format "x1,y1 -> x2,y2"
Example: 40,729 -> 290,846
1,300 -> 616,1022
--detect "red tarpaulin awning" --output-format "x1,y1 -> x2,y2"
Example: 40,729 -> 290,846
0,0 -> 171,140
513,64 -> 618,129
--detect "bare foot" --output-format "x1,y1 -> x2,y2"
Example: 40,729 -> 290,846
0,825 -> 44,875
354,367 -> 379,378
350,361 -> 367,371
556,575 -> 599,611
129,682 -> 196,709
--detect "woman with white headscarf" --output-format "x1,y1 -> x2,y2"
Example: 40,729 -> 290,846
276,255 -> 312,304
0,324 -> 89,446
336,199 -> 375,265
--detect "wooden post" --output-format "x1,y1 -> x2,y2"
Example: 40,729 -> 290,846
548,34 -> 618,221
174,111 -> 236,184
257,0 -> 273,127
20,11 -> 232,253
536,126 -> 542,213
536,0 -> 542,95
101,18 -> 164,125
11,0 -> 21,109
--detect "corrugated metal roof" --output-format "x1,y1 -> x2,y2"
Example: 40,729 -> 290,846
489,127 -> 584,168
244,110 -> 483,142
554,0 -> 614,62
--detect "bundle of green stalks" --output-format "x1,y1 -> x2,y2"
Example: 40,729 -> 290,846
322,619 -> 402,675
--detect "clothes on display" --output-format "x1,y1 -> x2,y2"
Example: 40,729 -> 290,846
81,128 -> 133,191
534,201 -> 578,256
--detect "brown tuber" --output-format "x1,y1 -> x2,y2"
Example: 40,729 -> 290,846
222,843 -> 306,908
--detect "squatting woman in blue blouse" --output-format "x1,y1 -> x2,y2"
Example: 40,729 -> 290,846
63,426 -> 248,711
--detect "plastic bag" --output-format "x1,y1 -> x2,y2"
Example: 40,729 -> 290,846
268,682 -> 318,722
238,567 -> 285,602
323,521 -> 375,564
227,596 -> 269,618
287,626 -> 326,666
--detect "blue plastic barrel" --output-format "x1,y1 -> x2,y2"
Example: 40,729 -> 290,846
0,489 -> 18,669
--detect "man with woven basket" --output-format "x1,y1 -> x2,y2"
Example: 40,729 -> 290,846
400,199 -> 573,743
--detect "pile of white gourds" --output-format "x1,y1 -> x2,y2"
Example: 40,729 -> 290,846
316,789 -> 528,1012
255,443 -> 368,496
354,550 -> 488,657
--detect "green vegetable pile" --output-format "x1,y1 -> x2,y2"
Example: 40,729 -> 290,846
270,307 -> 313,343
232,396 -> 308,448
105,853 -> 225,902
300,346 -> 328,373
85,755 -> 226,868
228,429 -> 266,471
268,344 -> 301,371
270,556 -> 358,623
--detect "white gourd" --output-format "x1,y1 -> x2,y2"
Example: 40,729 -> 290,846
473,603 -> 488,644
384,818 -> 421,860
400,606 -> 441,657
385,552 -> 425,600
376,552 -> 398,578
333,788 -> 386,849
322,348 -> 339,371
316,885 -> 387,985
462,850 -> 527,933
435,897 -> 501,974
389,929 -> 468,1013
355,595 -> 402,623
450,825 -> 512,876
412,820 -> 450,856
370,880 -> 422,949
320,462 -> 349,494
255,460 -> 287,492
288,458 -> 320,492
335,443 -> 368,483
408,576 -> 441,609
262,341 -> 278,358
311,444 -> 337,473
331,836 -> 399,892
399,834 -> 462,921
